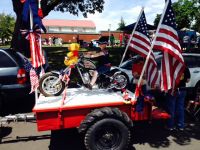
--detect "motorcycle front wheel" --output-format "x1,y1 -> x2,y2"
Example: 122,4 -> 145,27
39,72 -> 65,97
112,73 -> 128,90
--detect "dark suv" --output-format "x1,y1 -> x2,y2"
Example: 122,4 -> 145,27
0,49 -> 31,115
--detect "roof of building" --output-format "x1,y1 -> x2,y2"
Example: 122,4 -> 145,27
121,22 -> 156,32
43,19 -> 96,28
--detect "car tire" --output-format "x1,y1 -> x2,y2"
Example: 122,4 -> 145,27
195,82 -> 200,100
0,93 -> 5,116
0,96 -> 2,116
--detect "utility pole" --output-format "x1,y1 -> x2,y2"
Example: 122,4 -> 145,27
108,24 -> 111,46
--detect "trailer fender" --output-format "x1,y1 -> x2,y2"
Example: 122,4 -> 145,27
78,107 -> 133,133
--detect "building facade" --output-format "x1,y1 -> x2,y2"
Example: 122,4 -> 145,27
42,19 -> 123,44
43,19 -> 96,34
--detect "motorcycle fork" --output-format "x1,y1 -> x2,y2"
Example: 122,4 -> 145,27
76,65 -> 88,84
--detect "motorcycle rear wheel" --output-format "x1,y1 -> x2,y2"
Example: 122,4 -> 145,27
39,72 -> 65,97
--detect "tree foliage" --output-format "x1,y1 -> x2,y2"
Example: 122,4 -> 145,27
54,0 -> 105,18
11,0 -> 105,57
153,14 -> 161,28
172,0 -> 197,29
153,0 -> 200,32
0,13 -> 15,44
117,17 -> 126,30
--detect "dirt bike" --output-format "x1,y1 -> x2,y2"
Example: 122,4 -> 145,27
39,55 -> 129,97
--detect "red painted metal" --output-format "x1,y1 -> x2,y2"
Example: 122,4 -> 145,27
34,91 -> 169,131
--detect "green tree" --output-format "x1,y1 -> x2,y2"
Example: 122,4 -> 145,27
172,0 -> 197,29
153,0 -> 200,31
0,13 -> 15,45
11,0 -> 105,57
153,14 -> 161,27
117,16 -> 126,30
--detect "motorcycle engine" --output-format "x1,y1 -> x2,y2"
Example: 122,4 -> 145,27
83,72 -> 90,84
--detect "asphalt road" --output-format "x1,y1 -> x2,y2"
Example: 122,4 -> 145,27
0,114 -> 200,150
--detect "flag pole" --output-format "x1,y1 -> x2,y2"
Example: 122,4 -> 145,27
119,7 -> 144,66
133,0 -> 170,99
29,5 -> 39,101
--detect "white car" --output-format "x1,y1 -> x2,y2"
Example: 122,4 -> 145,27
91,39 -> 99,47
111,53 -> 200,98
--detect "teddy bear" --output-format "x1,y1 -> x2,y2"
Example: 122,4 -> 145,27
64,43 -> 80,66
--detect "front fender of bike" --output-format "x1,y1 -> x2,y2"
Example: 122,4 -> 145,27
50,71 -> 60,75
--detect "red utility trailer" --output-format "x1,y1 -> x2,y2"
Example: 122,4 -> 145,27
33,88 -> 170,150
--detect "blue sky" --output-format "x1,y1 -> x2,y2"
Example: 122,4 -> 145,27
0,0 -> 177,32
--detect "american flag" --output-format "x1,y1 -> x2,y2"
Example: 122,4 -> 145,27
153,0 -> 185,92
21,25 -> 45,69
29,68 -> 39,94
129,10 -> 159,88
24,58 -> 32,72
61,68 -> 72,84
61,68 -> 72,102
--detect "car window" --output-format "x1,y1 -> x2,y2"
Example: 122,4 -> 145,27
196,56 -> 200,67
155,56 -> 162,70
183,56 -> 198,68
120,60 -> 133,70
0,51 -> 16,67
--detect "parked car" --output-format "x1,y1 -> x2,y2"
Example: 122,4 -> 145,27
111,53 -> 200,99
91,39 -> 99,47
111,52 -> 162,88
0,49 -> 31,115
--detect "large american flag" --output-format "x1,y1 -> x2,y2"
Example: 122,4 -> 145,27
153,0 -> 185,92
129,10 -> 159,88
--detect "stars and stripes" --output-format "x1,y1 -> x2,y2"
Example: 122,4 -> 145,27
21,25 -> 45,69
29,68 -> 39,94
24,58 -> 33,72
23,58 -> 39,94
129,10 -> 159,88
61,68 -> 72,84
60,68 -> 72,102
153,0 -> 185,92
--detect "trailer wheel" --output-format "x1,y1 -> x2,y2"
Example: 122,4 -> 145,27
78,107 -> 133,150
84,118 -> 130,150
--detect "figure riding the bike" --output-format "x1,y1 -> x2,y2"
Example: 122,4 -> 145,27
84,37 -> 111,90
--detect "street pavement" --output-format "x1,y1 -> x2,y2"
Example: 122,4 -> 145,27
0,113 -> 200,150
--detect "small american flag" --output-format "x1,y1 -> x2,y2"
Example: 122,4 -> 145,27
61,68 -> 72,102
29,68 -> 39,94
24,58 -> 32,72
129,10 -> 159,88
62,68 -> 71,84
153,0 -> 185,92
21,25 -> 45,69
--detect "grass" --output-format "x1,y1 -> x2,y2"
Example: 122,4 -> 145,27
0,45 -> 10,48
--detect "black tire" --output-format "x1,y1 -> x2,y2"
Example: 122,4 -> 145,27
0,96 -> 3,116
195,82 -> 200,100
39,72 -> 65,97
85,118 -> 130,150
0,92 -> 5,117
112,73 -> 129,90
79,107 -> 133,150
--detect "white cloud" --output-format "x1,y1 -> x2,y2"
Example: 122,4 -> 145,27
81,0 -> 168,32
0,0 -> 178,32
